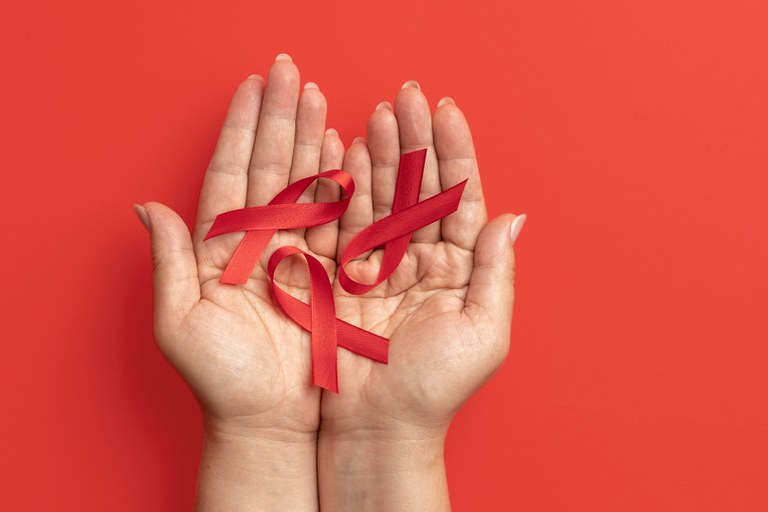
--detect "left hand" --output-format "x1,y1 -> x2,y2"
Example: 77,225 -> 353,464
321,82 -> 523,441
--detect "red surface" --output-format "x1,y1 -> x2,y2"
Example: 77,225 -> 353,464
2,1 -> 767,510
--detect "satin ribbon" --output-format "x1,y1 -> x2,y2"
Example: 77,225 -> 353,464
204,148 -> 466,392
204,168 -> 354,284
267,246 -> 387,393
338,149 -> 467,295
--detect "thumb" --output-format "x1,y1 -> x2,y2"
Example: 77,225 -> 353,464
464,213 -> 526,339
135,202 -> 200,326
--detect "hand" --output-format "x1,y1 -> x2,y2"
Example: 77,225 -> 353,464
137,54 -> 342,510
318,82 -> 526,511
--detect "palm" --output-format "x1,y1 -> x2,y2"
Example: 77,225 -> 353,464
175,230 -> 329,426
327,241 -> 484,426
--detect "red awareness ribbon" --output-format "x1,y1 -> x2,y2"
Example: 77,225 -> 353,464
204,168 -> 354,284
204,148 -> 466,392
266,246 -> 387,393
337,149 -> 467,295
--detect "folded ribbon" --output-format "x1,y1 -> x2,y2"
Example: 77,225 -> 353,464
338,149 -> 468,295
204,168 -> 354,284
267,246 -> 387,393
204,148 -> 466,392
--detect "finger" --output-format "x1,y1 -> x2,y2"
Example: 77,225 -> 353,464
289,82 -> 327,199
288,82 -> 327,240
433,98 -> 488,251
305,129 -> 345,260
336,138 -> 374,261
368,101 -> 400,222
247,54 -> 300,206
394,80 -> 441,243
464,214 -> 526,342
142,202 -> 200,330
194,75 -> 264,242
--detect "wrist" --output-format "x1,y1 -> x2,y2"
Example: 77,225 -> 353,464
317,421 -> 451,512
204,413 -> 318,445
201,423 -> 317,482
319,404 -> 452,441
318,427 -> 447,476
318,415 -> 448,447
196,416 -> 319,511
317,407 -> 452,476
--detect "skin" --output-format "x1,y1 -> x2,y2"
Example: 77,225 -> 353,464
137,53 -> 523,511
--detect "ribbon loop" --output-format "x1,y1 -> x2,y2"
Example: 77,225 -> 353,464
205,169 -> 354,284
267,246 -> 339,392
267,246 -> 388,393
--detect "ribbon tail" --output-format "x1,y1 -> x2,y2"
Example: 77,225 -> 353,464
268,246 -> 340,393
220,229 -> 275,284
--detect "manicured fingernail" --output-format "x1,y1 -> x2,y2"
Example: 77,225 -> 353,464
133,204 -> 150,232
275,53 -> 292,62
376,101 -> 392,111
304,81 -> 319,90
438,97 -> 455,107
325,128 -> 338,136
247,74 -> 262,80
401,80 -> 420,90
510,214 -> 527,245
352,136 -> 366,144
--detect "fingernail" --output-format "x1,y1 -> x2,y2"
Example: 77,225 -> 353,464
376,100 -> 393,111
275,53 -> 292,62
401,80 -> 420,90
352,136 -> 366,144
325,128 -> 338,136
510,214 -> 527,245
304,81 -> 319,90
438,97 -> 455,107
133,204 -> 150,232
247,74 -> 263,80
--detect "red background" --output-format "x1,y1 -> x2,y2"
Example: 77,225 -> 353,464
2,0 -> 767,510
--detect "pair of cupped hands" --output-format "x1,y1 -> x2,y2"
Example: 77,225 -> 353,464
135,53 -> 525,511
